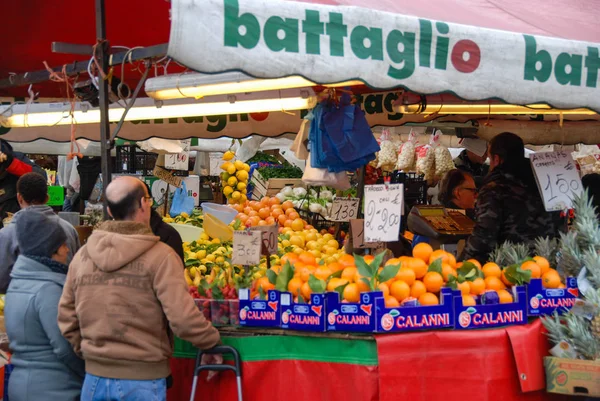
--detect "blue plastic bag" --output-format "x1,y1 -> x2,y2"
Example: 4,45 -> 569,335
169,181 -> 195,217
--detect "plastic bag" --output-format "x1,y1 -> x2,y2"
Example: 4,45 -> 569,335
302,154 -> 350,190
169,182 -> 195,217
376,129 -> 397,172
416,142 -> 435,182
433,130 -> 454,179
397,130 -> 417,171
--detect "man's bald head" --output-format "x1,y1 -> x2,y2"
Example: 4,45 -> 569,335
106,176 -> 150,221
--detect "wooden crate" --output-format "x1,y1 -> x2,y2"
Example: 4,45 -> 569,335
251,170 -> 304,200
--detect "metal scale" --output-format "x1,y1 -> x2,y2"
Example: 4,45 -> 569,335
407,205 -> 476,256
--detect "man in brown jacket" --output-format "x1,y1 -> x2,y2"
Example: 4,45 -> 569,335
58,176 -> 220,400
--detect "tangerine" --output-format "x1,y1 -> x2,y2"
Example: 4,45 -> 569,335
482,263 -> 502,278
390,280 -> 411,302
341,267 -> 358,283
409,258 -> 428,279
534,256 -> 551,275
327,278 -> 349,292
419,292 -> 439,306
356,278 -> 371,293
412,242 -> 433,263
385,258 -> 401,267
462,295 -> 476,306
441,264 -> 457,281
288,212 -> 300,221
363,255 -> 375,264
328,262 -> 343,273
339,254 -> 356,267
281,201 -> 294,211
457,281 -> 470,296
298,267 -> 312,282
497,289 -> 513,304
423,272 -> 444,293
395,267 -> 416,286
521,261 -> 541,279
291,218 -> 305,231
298,252 -> 316,266
256,277 -> 275,292
467,259 -> 482,270
385,296 -> 400,308
301,282 -> 312,300
446,253 -> 457,268
314,266 -> 333,281
429,249 -> 450,265
281,253 -> 299,265
258,207 -> 270,219
542,269 -> 561,289
469,277 -> 486,295
410,280 -> 427,299
484,276 -> 506,291
501,270 -> 512,286
343,283 -> 360,302
378,282 -> 390,297
287,277 -> 303,296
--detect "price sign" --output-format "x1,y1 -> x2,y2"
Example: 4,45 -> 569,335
164,139 -> 191,171
233,230 -> 261,265
209,152 -> 223,176
330,197 -> 359,222
350,219 -> 385,249
249,224 -> 278,255
530,151 -> 583,211
364,184 -> 403,243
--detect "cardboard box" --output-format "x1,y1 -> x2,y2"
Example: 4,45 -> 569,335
454,286 -> 528,330
280,292 -> 326,332
545,357 -> 600,397
325,291 -> 379,333
238,289 -> 281,328
142,175 -> 200,206
527,277 -> 579,316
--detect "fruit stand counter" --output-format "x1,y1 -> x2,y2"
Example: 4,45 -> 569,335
167,321 -> 571,401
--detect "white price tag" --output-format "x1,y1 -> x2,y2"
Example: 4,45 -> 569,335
363,184 -> 403,243
233,231 -> 261,265
164,139 -> 191,171
248,224 -> 278,255
350,219 -> 384,250
530,151 -> 583,211
209,152 -> 223,176
330,197 -> 359,222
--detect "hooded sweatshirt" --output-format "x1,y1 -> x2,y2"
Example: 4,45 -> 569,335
0,205 -> 80,293
57,221 -> 220,380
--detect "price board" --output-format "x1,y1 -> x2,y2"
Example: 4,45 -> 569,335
248,224 -> 278,255
164,139 -> 191,171
350,219 -> 385,250
233,230 -> 261,265
330,197 -> 360,222
364,184 -> 403,243
530,151 -> 583,211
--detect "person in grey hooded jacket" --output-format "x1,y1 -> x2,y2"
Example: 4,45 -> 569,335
5,209 -> 85,401
0,172 -> 80,293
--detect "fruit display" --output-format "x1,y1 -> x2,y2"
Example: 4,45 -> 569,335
220,150 -> 251,205
161,210 -> 203,227
230,195 -> 312,230
275,186 -> 334,217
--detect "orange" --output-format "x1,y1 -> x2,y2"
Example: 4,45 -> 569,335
497,289 -> 513,304
501,270 -> 512,286
363,255 -> 375,264
258,207 -> 270,219
314,266 -> 333,281
287,277 -> 303,296
270,265 -> 282,274
268,197 -> 281,207
423,272 -> 444,293
462,295 -> 476,306
395,267 -> 416,286
355,277 -> 371,293
327,278 -> 349,292
446,253 -> 457,268
281,252 -> 300,266
558,283 -> 566,289
298,252 -> 316,266
412,242 -> 433,263
277,214 -> 288,226
455,262 -> 463,269
284,219 -> 293,228
385,258 -> 401,267
469,277 -> 486,295
339,254 -> 356,267
328,262 -> 344,273
542,269 -> 561,289
419,292 -> 439,306
255,276 -> 275,292
281,201 -> 294,211
288,212 -> 300,221
343,283 -> 360,303
429,249 -> 451,265
298,267 -> 312,282
409,258 -> 428,279
521,261 -> 541,279
301,282 -> 312,300
390,280 -> 411,302
410,280 -> 427,299
265,216 -> 275,225
467,259 -> 482,270
534,256 -> 551,275
385,296 -> 400,308
484,276 -> 506,291
291,218 -> 305,231
341,267 -> 358,283
457,281 -> 470,296
378,282 -> 390,297
482,262 -> 502,278
441,264 -> 457,282
285,208 -> 296,217
270,208 -> 284,219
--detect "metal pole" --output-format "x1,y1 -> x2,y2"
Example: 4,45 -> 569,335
95,0 -> 112,219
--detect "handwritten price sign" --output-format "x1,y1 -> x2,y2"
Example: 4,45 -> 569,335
233,230 -> 261,265
330,198 -> 359,222
364,184 -> 403,243
249,224 -> 278,255
530,151 -> 583,211
164,139 -> 191,171
350,219 -> 384,249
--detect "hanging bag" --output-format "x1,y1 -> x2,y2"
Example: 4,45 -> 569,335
169,181 -> 195,217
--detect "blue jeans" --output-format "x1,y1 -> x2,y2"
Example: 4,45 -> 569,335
81,373 -> 166,401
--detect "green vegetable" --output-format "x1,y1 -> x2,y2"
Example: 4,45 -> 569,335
257,165 -> 303,180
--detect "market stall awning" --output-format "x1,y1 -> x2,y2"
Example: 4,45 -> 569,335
167,0 -> 600,111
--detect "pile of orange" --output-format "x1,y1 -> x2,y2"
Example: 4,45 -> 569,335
231,196 -> 310,230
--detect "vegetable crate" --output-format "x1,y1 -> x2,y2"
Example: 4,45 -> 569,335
545,357 -> 600,397
250,170 -> 305,199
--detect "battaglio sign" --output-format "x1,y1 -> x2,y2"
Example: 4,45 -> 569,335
168,0 -> 600,112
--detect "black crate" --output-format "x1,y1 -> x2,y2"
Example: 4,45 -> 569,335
114,145 -> 157,176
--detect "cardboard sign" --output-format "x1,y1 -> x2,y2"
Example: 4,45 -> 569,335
530,151 -> 583,211
164,139 -> 191,171
152,165 -> 182,188
350,219 -> 384,250
248,224 -> 278,255
363,184 -> 403,243
233,230 -> 261,265
330,197 -> 359,222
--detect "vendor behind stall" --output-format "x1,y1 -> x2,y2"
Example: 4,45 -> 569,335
454,138 -> 489,188
461,132 -> 563,264
439,169 -> 477,220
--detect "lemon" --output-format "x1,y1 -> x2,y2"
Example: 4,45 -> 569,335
211,238 -> 221,244
200,233 -> 210,241
187,251 -> 197,260
289,235 -> 305,248
223,150 -> 235,161
237,182 -> 247,191
240,194 -> 248,203
216,256 -> 225,264
236,170 -> 249,182
223,186 -> 234,197
227,165 -> 237,175
231,191 -> 241,200
243,163 -> 251,172
227,176 -> 238,187
234,160 -> 245,171
221,162 -> 233,172
281,239 -> 291,248
206,254 -> 216,262
196,250 -> 207,259
180,212 -> 189,219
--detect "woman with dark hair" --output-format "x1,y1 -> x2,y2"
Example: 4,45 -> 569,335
439,169 -> 477,219
462,132 -> 563,263
582,173 -> 600,218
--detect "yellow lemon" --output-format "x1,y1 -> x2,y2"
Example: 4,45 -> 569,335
237,182 -> 247,191
223,186 -> 234,197
236,170 -> 249,182
226,165 -> 237,175
227,176 -> 238,187
231,191 -> 241,200
196,250 -> 207,259
234,160 -> 245,171
221,161 -> 233,172
243,163 -> 251,172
